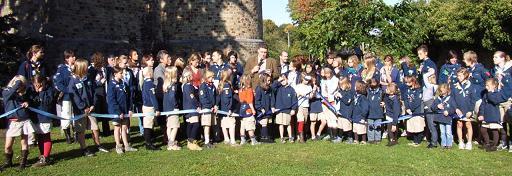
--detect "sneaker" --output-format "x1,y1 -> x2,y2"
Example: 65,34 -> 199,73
497,143 -> 508,151
458,142 -> 465,150
223,140 -> 230,145
83,149 -> 96,157
382,132 -> 388,139
427,144 -> 437,149
280,138 -> 286,144
32,156 -> 48,167
145,144 -> 161,151
240,139 -> 247,146
289,137 -> 295,143
331,138 -> 342,143
401,131 -> 407,137
167,144 -> 182,151
508,147 -> 512,153
97,146 -> 109,153
230,142 -> 240,147
205,143 -> 215,149
354,141 -> 359,145
411,143 -> 420,147
124,146 -> 138,152
315,134 -> 321,141
322,135 -> 331,141
191,142 -> 203,151
360,141 -> 367,145
465,142 -> 472,150
408,143 -> 416,146
116,145 -> 124,154
386,141 -> 398,147
251,139 -> 261,146
345,138 -> 354,144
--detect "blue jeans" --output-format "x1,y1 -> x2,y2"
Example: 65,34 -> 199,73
424,100 -> 438,146
439,123 -> 453,147
367,119 -> 382,142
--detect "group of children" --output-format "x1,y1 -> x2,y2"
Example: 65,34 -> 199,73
2,44 -> 512,171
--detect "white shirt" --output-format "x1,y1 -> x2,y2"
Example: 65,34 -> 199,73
321,76 -> 339,102
295,84 -> 312,107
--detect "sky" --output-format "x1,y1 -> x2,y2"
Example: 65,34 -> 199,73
262,0 -> 402,26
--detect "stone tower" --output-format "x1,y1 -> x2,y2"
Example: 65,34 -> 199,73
1,0 -> 263,66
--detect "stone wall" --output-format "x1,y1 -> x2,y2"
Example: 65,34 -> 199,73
1,0 -> 263,68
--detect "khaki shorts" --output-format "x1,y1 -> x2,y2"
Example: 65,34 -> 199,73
499,100 -> 512,122
325,111 -> 338,128
241,116 -> 256,131
87,116 -> 99,131
167,115 -> 180,128
309,113 -> 319,122
73,117 -> 88,133
34,123 -> 52,134
143,106 -> 155,128
258,118 -> 268,127
338,117 -> 352,131
406,116 -> 425,133
221,116 -> 236,128
482,123 -> 503,129
297,107 -> 308,122
353,123 -> 367,134
186,116 -> 199,123
60,100 -> 73,129
276,113 -> 291,126
112,118 -> 129,126
201,113 -> 217,126
6,120 -> 34,137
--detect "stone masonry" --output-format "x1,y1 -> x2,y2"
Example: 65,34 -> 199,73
1,0 -> 263,67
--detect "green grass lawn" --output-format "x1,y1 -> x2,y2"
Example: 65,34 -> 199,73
1,121 -> 511,176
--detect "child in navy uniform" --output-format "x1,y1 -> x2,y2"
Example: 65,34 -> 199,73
163,66 -> 182,151
431,84 -> 457,149
108,66 -> 137,154
403,76 -> 425,147
182,70 -> 203,151
478,78 -> 507,151
352,81 -> 369,144
30,76 -> 55,167
1,76 -> 32,170
255,73 -> 274,143
218,70 -> 237,146
384,83 -> 401,146
141,67 -> 161,150
452,68 -> 478,150
308,74 -> 323,141
367,78 -> 384,144
53,50 -> 75,144
199,71 -> 217,148
273,73 -> 298,143
68,59 -> 95,156
336,78 -> 353,143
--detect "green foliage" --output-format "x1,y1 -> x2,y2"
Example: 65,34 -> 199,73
290,0 -> 512,61
263,19 -> 307,59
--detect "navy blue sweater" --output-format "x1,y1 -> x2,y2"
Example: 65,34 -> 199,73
438,63 -> 461,84
479,90 -> 507,123
199,82 -> 217,110
69,76 -> 94,115
163,83 -> 180,112
403,87 -> 423,114
53,64 -> 73,101
384,94 -> 401,125
492,65 -> 512,99
182,83 -> 200,118
431,95 -> 457,124
468,63 -> 490,98
218,83 -> 234,113
254,86 -> 274,117
451,81 -> 478,114
367,88 -> 384,119
107,79 -> 131,115
351,94 -> 369,123
142,78 -> 159,111
273,83 -> 298,114
2,81 -> 30,121
28,85 -> 54,123
337,89 -> 353,119
17,60 -> 47,81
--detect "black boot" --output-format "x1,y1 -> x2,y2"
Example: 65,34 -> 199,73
64,128 -> 73,144
0,153 -> 13,171
144,129 -> 160,151
19,150 -> 28,169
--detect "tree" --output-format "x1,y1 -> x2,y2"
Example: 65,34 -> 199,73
263,19 -> 306,59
